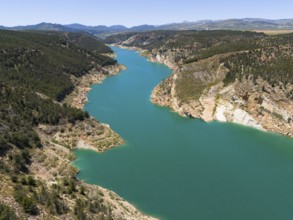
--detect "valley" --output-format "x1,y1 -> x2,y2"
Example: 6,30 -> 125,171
0,22 -> 292,220
105,30 -> 293,137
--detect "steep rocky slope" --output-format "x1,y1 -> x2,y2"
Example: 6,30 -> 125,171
106,30 -> 292,137
0,30 -> 156,219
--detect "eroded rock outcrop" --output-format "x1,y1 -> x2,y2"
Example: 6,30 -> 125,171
64,64 -> 126,109
150,50 -> 292,137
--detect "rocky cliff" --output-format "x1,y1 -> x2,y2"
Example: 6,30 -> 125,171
151,51 -> 292,137
107,30 -> 293,137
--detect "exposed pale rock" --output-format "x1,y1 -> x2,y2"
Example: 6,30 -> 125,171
261,96 -> 291,122
64,64 -> 125,109
233,108 -> 264,130
147,48 -> 292,137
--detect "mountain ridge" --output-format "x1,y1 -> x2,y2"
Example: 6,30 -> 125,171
2,18 -> 293,36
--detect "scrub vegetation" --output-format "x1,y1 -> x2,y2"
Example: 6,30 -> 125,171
106,30 -> 293,98
0,30 -> 125,219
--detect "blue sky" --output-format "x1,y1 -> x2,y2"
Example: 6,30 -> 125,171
1,0 -> 292,27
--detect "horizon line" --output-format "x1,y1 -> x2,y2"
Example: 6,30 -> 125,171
1,17 -> 293,29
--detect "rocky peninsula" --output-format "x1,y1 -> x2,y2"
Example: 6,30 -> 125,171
107,30 -> 293,137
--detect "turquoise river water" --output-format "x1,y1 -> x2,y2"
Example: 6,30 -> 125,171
74,47 -> 293,220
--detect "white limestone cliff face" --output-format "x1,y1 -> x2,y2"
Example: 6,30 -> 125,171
215,101 -> 264,130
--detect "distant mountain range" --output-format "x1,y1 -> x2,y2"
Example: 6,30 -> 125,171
0,22 -> 156,35
1,18 -> 293,36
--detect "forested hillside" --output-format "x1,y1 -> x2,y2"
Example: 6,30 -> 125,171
106,30 -> 293,136
106,30 -> 293,97
0,30 -> 116,101
0,30 -> 144,219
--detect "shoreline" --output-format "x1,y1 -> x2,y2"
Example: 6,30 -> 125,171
62,64 -> 126,153
62,59 -> 158,219
60,48 -> 290,219
64,64 -> 126,110
114,44 -> 292,138
35,121 -> 157,220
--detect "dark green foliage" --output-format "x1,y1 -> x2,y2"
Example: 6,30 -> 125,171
104,32 -> 141,45
79,185 -> 86,195
107,30 -> 293,93
37,185 -> 68,215
58,32 -> 113,53
11,150 -> 31,173
73,197 -> 114,220
0,203 -> 18,220
27,176 -> 36,186
20,177 -> 27,185
222,46 -> 293,88
0,30 -> 117,219
105,30 -> 265,51
14,183 -> 67,216
0,30 -> 116,100
13,185 -> 39,215
10,176 -> 18,183
0,30 -> 103,154
184,38 -> 263,63
62,178 -> 77,194
0,138 -> 10,156
106,30 -> 269,65
74,198 -> 88,220
0,83 -> 89,153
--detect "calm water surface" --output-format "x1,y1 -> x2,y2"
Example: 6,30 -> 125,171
74,47 -> 293,220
